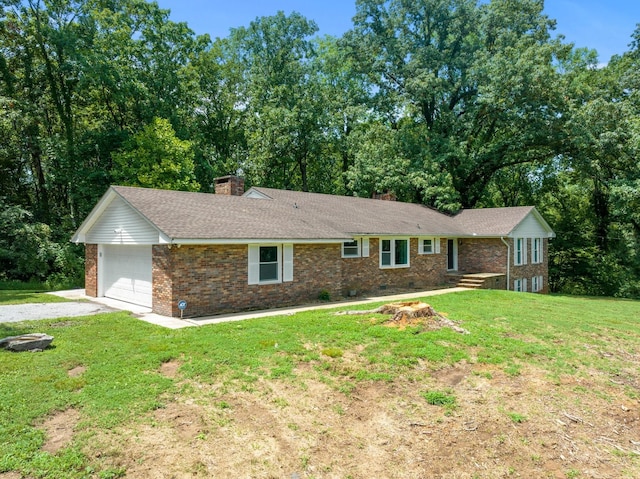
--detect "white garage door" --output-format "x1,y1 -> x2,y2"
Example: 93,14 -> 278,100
102,245 -> 152,307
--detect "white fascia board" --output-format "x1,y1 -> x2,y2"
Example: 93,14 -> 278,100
70,188 -> 118,243
169,238 -> 348,245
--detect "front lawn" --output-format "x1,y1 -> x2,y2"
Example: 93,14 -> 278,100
0,290 -> 70,305
1,290 -> 639,478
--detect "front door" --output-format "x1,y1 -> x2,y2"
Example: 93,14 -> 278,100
447,239 -> 458,271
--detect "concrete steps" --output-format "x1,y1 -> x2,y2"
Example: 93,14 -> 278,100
457,276 -> 486,289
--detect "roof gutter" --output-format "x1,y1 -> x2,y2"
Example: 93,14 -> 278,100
500,237 -> 510,291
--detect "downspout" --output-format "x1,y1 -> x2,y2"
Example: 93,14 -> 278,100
500,237 -> 510,291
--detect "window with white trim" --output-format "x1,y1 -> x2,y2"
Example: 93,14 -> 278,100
514,238 -> 527,266
380,238 -> 409,268
342,240 -> 360,258
248,244 -> 293,285
531,275 -> 543,292
514,278 -> 527,292
259,246 -> 279,282
419,237 -> 441,254
532,238 -> 543,264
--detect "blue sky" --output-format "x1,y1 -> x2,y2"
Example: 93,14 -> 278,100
158,0 -> 640,63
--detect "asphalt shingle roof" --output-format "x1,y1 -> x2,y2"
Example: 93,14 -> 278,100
103,185 -> 540,241
453,206 -> 536,237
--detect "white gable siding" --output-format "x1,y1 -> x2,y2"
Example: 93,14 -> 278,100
86,197 -> 160,244
510,213 -> 550,238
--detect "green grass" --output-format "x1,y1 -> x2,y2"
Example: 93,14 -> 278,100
1,290 -> 640,477
0,290 -> 70,305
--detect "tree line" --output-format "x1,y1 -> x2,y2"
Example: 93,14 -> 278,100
1,0 -> 639,297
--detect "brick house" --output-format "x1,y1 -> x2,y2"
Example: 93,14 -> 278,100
71,176 -> 555,318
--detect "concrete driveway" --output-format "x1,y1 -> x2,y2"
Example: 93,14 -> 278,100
0,301 -> 115,323
1,287 -> 469,329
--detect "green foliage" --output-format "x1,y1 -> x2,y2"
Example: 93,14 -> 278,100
111,118 -> 200,191
422,389 -> 457,407
321,347 -> 343,358
0,200 -> 84,286
507,411 -> 527,423
318,290 -> 331,301
0,0 -> 639,297
0,290 -> 69,305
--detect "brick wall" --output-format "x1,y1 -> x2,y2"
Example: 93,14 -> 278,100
457,237 -> 549,293
458,238 -> 508,274
153,243 -> 343,317
152,245 -> 174,316
214,176 -> 245,196
147,237 -> 551,317
341,238 -> 447,295
85,244 -> 98,297
510,238 -> 549,293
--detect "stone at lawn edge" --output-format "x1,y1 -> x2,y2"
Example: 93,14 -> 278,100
0,333 -> 54,352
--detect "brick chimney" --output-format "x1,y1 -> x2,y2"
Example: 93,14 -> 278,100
214,176 -> 245,196
372,191 -> 397,201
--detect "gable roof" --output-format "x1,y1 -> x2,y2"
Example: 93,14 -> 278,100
72,185 -> 555,244
453,206 -> 554,237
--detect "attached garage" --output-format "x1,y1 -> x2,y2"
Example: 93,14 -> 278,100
101,245 -> 152,307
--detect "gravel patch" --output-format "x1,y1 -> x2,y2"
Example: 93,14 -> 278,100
0,302 -> 115,323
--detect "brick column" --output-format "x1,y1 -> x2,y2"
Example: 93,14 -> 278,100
85,244 -> 98,297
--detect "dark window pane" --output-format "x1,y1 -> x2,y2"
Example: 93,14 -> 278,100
343,240 -> 359,256
260,246 -> 278,263
395,239 -> 408,265
260,263 -> 278,281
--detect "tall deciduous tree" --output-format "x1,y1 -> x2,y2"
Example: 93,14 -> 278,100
228,11 -> 339,192
343,0 -> 570,209
111,117 -> 200,191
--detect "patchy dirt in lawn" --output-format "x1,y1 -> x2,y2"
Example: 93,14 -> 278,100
87,360 -> 640,479
159,359 -> 181,379
67,365 -> 86,377
40,408 -> 81,454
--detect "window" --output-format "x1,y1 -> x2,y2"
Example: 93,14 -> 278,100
532,275 -> 543,292
514,278 -> 527,292
418,237 -> 440,254
259,246 -> 279,282
532,238 -> 543,264
342,240 -> 360,258
380,238 -> 409,268
421,238 -> 433,254
248,244 -> 293,285
342,238 -> 369,258
514,238 -> 527,266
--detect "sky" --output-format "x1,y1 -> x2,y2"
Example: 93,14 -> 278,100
157,0 -> 640,64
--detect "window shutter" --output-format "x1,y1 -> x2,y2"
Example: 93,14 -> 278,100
283,244 -> 293,282
248,245 -> 260,285
362,238 -> 370,257
435,238 -> 441,254
524,239 -> 528,265
539,239 -> 544,263
523,278 -> 528,292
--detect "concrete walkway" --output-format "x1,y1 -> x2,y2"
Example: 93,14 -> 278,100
51,287 -> 469,329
